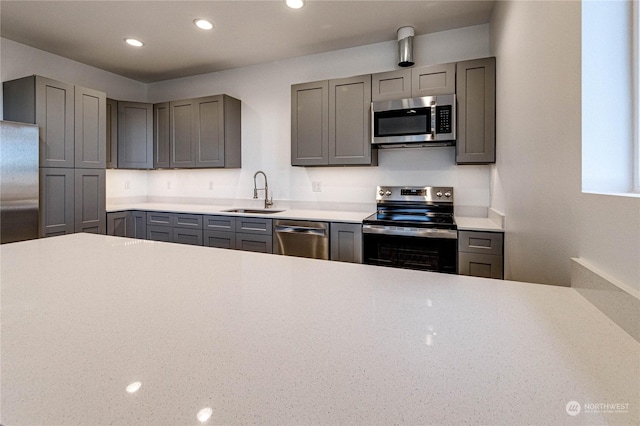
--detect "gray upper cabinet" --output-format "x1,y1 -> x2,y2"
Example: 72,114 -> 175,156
117,102 -> 153,169
194,95 -> 241,168
3,75 -> 75,168
328,75 -> 375,166
170,98 -> 196,168
3,76 -> 107,169
168,95 -> 241,169
371,63 -> 456,101
74,86 -> 106,169
371,69 -> 412,102
106,98 -> 118,168
291,81 -> 329,166
456,57 -> 496,164
153,102 -> 170,169
74,168 -> 106,234
411,63 -> 456,97
292,75 -> 376,166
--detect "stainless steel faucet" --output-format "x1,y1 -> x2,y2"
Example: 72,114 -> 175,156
253,170 -> 273,208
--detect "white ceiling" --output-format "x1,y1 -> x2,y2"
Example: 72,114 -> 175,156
0,0 -> 495,83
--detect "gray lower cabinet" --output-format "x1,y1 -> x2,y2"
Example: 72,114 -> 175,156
146,212 -> 203,245
39,168 -> 75,237
203,215 -> 236,249
107,211 -> 128,237
458,230 -> 504,279
107,210 -> 146,239
330,222 -> 362,263
235,216 -> 273,253
292,75 -> 376,166
40,168 -> 105,237
128,211 -> 147,239
456,57 -> 496,164
371,63 -> 456,101
117,101 -> 153,169
74,168 -> 106,234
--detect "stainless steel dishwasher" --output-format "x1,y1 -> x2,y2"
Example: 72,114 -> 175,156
273,220 -> 329,260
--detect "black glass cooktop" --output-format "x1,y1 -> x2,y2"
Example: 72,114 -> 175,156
363,211 -> 456,229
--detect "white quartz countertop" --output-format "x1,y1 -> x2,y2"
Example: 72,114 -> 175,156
455,215 -> 504,231
1,234 -> 637,425
107,201 -> 506,231
107,202 -> 373,223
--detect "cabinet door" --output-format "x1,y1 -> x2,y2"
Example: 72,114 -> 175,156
39,168 -> 75,237
128,211 -> 147,239
106,98 -> 118,168
117,102 -> 153,169
174,229 -> 203,246
328,75 -> 375,165
36,76 -> 75,168
456,57 -> 496,164
153,102 -> 170,169
194,95 -> 225,168
107,211 -> 129,237
204,230 -> 236,249
458,252 -> 504,279
236,233 -> 273,253
74,169 -> 106,234
371,69 -> 412,101
75,86 -> 106,168
291,81 -> 329,166
411,63 -> 456,97
330,222 -> 362,263
147,225 -> 173,242
170,99 -> 196,168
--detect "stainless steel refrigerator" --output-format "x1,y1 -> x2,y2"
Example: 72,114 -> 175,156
0,120 -> 39,243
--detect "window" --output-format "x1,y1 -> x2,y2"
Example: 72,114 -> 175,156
582,0 -> 640,195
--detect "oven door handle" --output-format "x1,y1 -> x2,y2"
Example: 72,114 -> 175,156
362,224 -> 457,239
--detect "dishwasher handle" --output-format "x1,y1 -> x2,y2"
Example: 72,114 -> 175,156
274,225 -> 327,237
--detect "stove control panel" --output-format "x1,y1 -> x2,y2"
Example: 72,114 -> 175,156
376,186 -> 454,203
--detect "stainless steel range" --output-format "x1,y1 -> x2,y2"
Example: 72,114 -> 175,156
362,186 -> 457,273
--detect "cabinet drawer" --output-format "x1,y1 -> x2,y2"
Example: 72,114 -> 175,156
174,228 -> 203,246
147,225 -> 173,242
204,230 -> 235,249
458,252 -> 504,279
236,233 -> 273,253
174,213 -> 203,229
458,231 -> 503,255
147,212 -> 173,226
235,217 -> 272,235
204,215 -> 236,231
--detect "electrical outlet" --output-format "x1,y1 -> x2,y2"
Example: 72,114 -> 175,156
167,181 -> 171,190
124,180 -> 130,190
312,181 -> 321,192
209,181 -> 213,190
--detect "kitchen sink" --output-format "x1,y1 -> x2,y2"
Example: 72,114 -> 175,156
221,208 -> 284,214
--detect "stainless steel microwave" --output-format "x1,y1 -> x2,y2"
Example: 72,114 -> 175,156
371,94 -> 456,148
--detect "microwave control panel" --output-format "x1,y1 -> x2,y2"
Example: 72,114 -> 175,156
436,105 -> 452,134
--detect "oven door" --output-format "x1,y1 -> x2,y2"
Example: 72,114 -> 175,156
362,231 -> 457,274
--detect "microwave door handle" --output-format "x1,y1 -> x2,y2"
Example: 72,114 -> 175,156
430,100 -> 437,140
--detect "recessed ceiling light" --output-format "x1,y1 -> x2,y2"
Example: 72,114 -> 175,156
285,0 -> 305,9
193,18 -> 214,30
124,38 -> 144,47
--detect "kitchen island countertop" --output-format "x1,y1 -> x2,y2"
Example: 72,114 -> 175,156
1,233 -> 637,425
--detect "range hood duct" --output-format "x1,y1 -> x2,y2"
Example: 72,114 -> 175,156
397,26 -> 415,67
